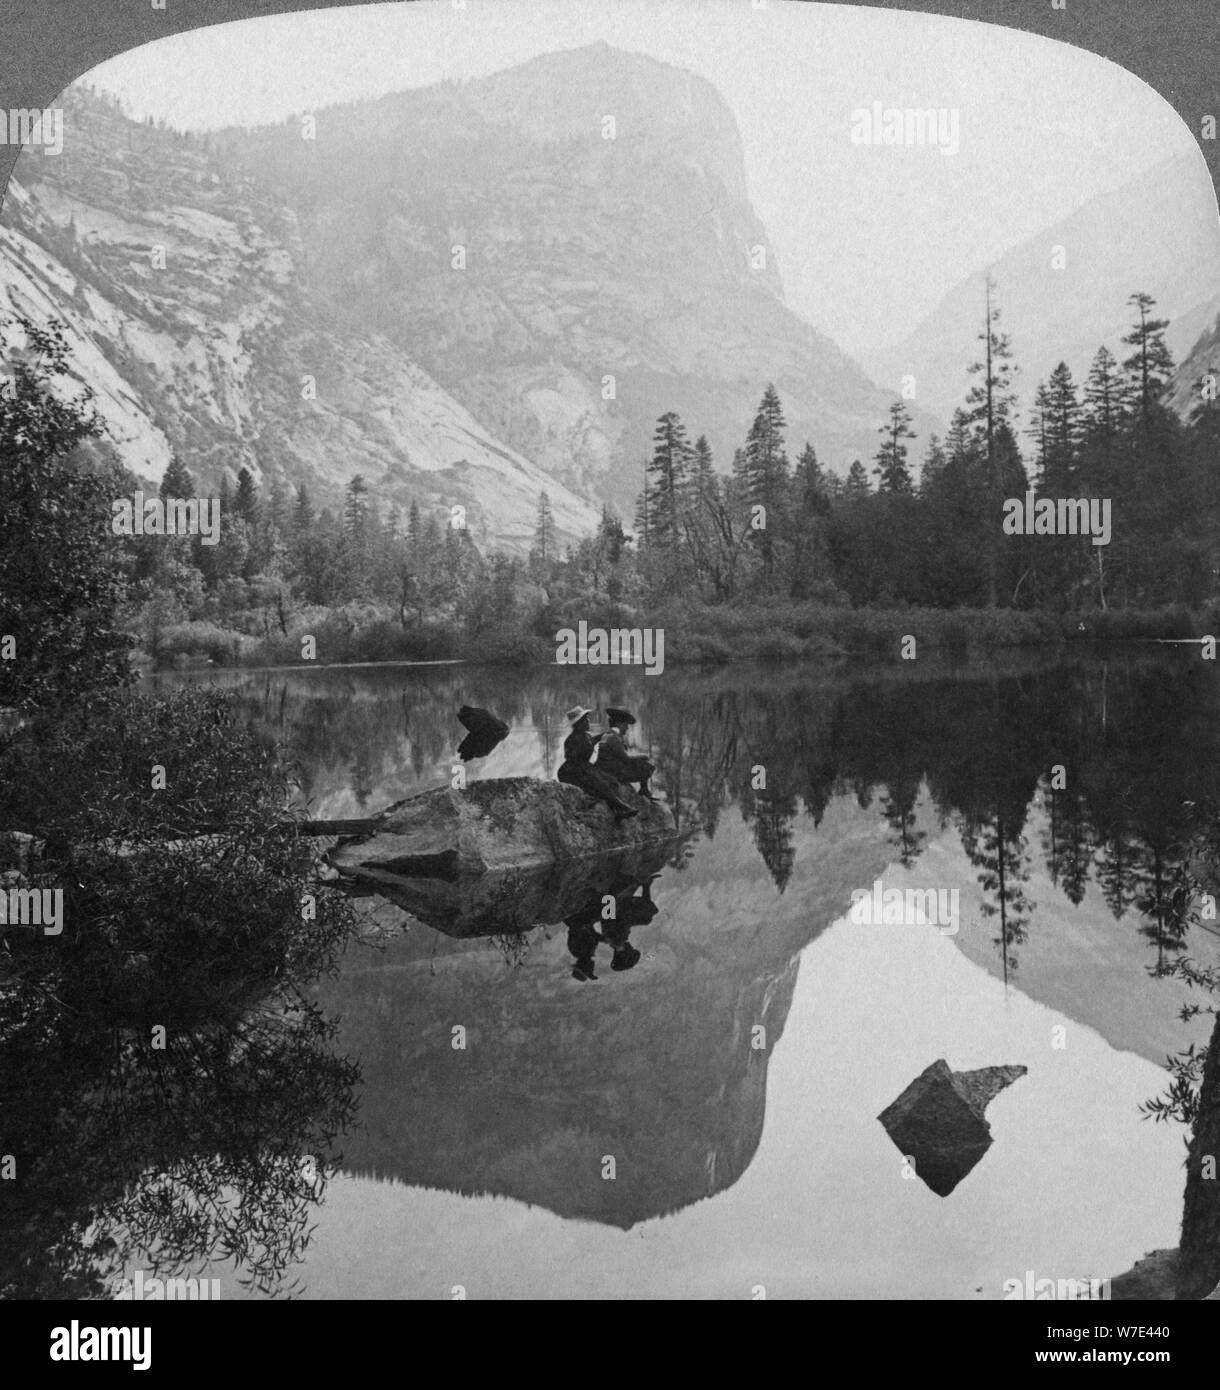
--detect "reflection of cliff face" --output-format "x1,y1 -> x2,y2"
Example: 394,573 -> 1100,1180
319,799 -> 895,1228
323,930 -> 797,1228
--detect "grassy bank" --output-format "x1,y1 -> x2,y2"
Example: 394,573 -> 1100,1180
133,600 -> 1220,672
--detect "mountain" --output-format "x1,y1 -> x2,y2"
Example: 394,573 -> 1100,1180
1168,308 -> 1220,419
0,85 -> 601,552
216,43 -> 920,514
867,154 -> 1220,428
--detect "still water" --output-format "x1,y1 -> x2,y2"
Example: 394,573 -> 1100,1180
163,649 -> 1219,1298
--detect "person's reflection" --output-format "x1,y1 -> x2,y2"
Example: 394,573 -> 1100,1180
565,876 -> 659,980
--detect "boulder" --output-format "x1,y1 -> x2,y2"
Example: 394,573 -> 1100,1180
457,705 -> 509,739
1110,1248 -> 1179,1301
328,777 -> 677,885
456,706 -> 510,762
877,1058 -> 1027,1197
1109,1247 -> 1220,1301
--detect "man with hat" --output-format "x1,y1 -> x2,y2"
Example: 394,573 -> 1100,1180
595,707 -> 657,800
557,706 -> 639,821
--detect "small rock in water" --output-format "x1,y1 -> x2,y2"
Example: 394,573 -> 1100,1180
456,706 -> 510,761
878,1058 -> 1027,1197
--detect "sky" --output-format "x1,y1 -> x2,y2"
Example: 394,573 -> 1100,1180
81,0 -> 1207,354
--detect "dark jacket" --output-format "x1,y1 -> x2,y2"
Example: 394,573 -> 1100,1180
562,725 -> 600,766
596,728 -> 654,782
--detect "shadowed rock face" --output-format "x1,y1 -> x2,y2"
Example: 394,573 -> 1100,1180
878,1060 -> 1027,1197
328,778 -> 677,883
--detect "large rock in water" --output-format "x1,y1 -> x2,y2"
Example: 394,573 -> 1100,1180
878,1059 -> 1027,1197
328,777 -> 677,885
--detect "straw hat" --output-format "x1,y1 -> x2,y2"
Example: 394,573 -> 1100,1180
565,705 -> 594,725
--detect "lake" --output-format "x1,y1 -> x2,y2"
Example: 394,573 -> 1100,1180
149,648 -> 1220,1299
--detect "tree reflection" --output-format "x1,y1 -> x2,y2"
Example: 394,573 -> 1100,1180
210,651 -> 1220,976
1139,800 -> 1220,1299
0,991 -> 357,1299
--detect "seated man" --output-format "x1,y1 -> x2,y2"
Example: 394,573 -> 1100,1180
595,707 -> 656,800
556,705 -> 638,821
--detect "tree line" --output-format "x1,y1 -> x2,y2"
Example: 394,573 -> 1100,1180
629,285 -> 1220,612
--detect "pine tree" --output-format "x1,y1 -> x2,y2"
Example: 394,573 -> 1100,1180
1046,364 -> 1080,451
343,475 -> 368,538
632,484 -> 650,553
1084,346 -> 1123,441
1122,292 -> 1174,431
292,484 -> 313,536
599,505 -> 625,563
646,412 -> 694,574
342,475 -> 370,596
1042,361 -> 1081,493
794,442 -> 830,514
873,401 -> 916,494
234,466 -> 258,522
789,441 -> 831,598
945,407 -> 974,466
1028,380 -> 1051,485
266,478 -> 289,533
965,275 -> 1018,605
531,490 -> 555,568
920,434 -> 947,491
159,454 -> 194,499
735,384 -> 789,586
691,434 -> 716,504
844,458 -> 871,499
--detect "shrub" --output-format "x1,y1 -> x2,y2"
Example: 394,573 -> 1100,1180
154,620 -> 250,666
0,687 -> 356,1028
467,629 -> 553,665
